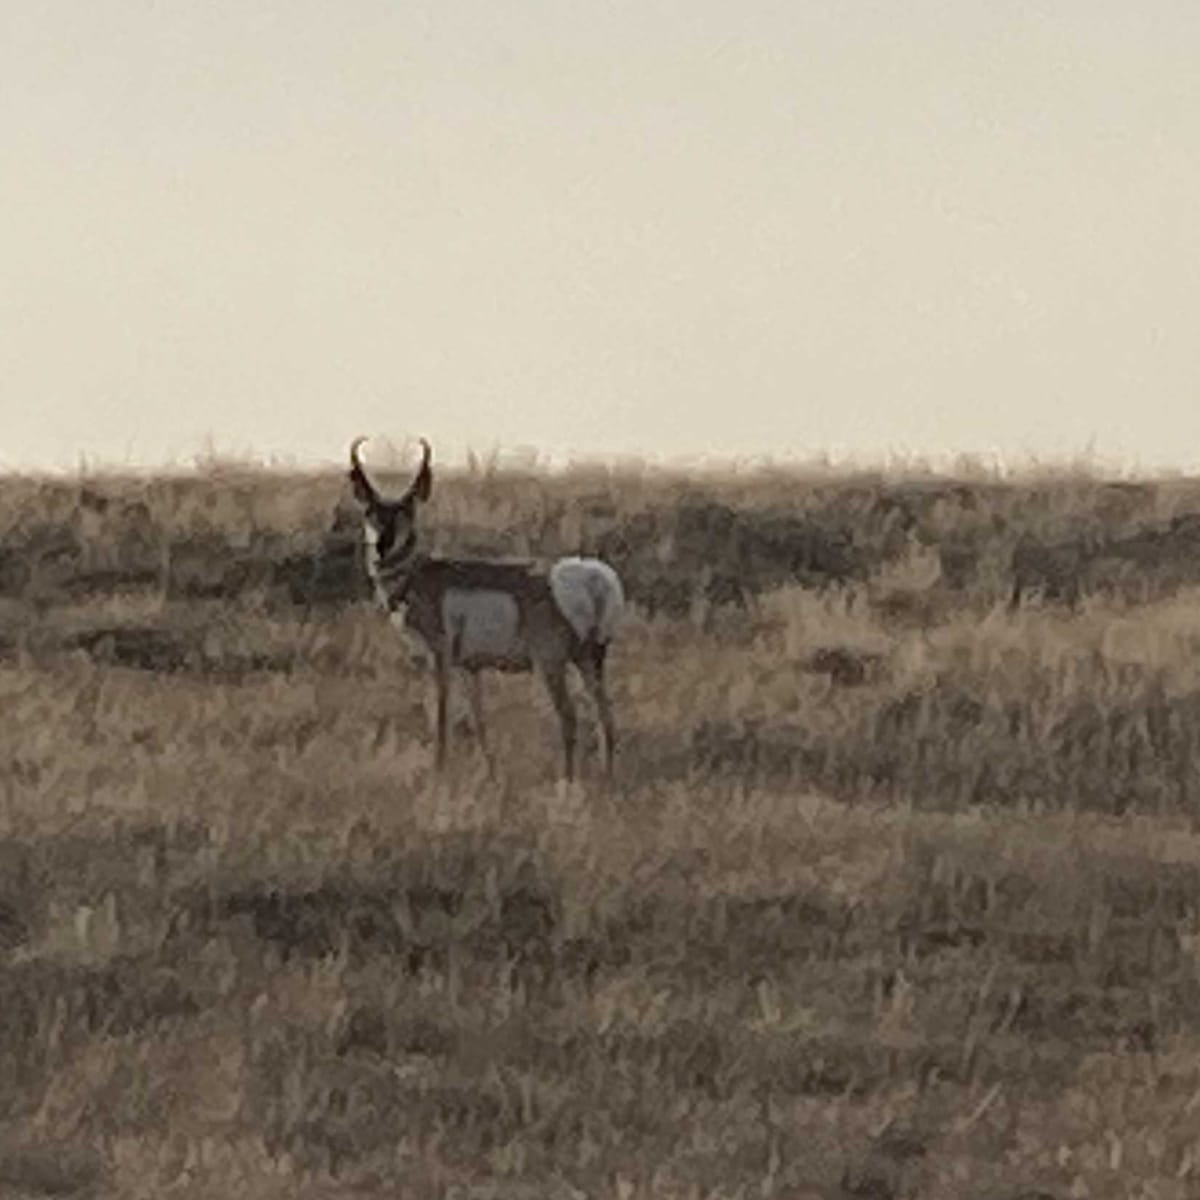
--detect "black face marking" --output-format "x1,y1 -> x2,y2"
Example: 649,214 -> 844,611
368,500 -> 417,562
349,441 -> 428,611
374,507 -> 398,558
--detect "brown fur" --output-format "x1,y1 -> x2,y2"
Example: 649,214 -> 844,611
349,439 -> 616,780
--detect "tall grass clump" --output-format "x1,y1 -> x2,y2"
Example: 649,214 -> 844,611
4,456 -> 1200,1196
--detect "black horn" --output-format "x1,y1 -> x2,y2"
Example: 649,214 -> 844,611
406,438 -> 432,503
348,436 -> 378,506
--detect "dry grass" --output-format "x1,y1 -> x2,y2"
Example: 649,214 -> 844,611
4,460 -> 1200,1197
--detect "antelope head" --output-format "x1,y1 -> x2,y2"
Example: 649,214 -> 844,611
348,436 -> 432,564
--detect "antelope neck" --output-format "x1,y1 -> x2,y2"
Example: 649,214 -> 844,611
372,532 -> 420,610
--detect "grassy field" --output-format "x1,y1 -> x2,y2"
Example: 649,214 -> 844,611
5,456 -> 1200,1198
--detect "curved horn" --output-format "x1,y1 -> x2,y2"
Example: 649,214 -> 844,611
348,436 -> 378,506
408,438 -> 432,503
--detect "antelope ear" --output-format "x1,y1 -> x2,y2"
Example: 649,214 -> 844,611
407,439 -> 432,504
348,437 -> 378,507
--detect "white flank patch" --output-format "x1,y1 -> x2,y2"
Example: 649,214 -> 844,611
549,557 -> 625,643
441,588 -> 524,661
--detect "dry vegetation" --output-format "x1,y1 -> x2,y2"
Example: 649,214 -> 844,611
5,458 -> 1200,1198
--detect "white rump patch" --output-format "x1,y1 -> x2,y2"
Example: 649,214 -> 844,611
549,557 -> 625,644
441,588 -> 524,662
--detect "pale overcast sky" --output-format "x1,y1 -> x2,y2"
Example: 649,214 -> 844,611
4,1 -> 1199,472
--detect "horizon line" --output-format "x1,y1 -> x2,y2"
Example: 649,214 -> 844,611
2,440 -> 1197,484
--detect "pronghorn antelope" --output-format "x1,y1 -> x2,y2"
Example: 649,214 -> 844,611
348,437 -> 625,780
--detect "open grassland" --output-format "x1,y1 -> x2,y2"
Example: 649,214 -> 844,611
5,460 -> 1200,1198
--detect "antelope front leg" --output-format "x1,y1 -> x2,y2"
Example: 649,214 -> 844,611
434,649 -> 451,771
465,671 -> 495,779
